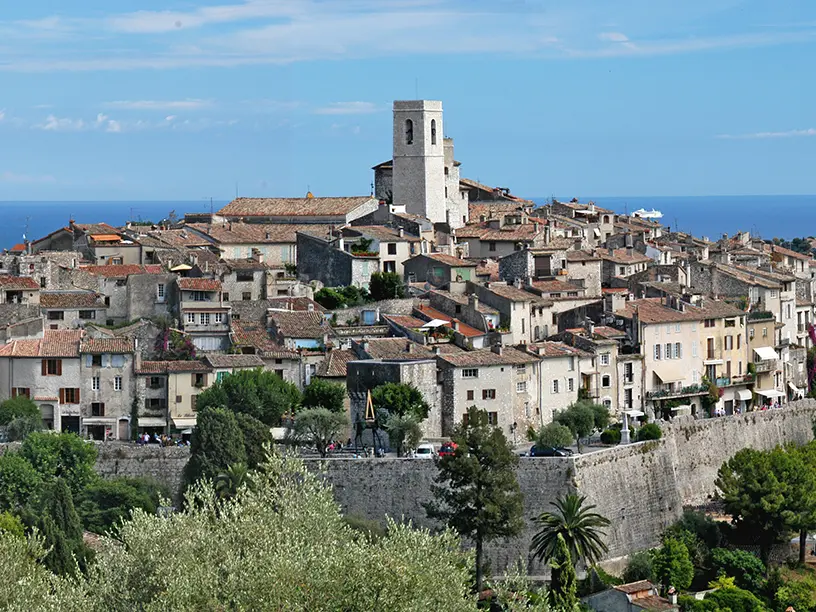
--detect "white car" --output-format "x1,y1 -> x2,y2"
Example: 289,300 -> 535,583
414,443 -> 436,459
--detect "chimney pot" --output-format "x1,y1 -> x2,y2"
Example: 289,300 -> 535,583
491,344 -> 502,355
398,227 -> 404,238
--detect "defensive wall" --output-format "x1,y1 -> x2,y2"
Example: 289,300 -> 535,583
9,399 -> 812,576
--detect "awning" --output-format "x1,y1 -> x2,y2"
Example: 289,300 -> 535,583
138,417 -> 167,427
789,382 -> 804,398
653,370 -> 684,384
623,410 -> 645,418
756,389 -> 785,399
82,417 -> 116,425
421,319 -> 449,328
737,389 -> 753,401
171,417 -> 197,429
754,346 -> 779,361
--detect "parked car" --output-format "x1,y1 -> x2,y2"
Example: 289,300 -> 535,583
438,442 -> 458,457
414,443 -> 436,459
529,445 -> 571,457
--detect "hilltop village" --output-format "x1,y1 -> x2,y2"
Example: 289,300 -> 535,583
0,99 -> 810,443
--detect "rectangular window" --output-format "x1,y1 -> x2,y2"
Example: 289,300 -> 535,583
175,395 -> 182,404
515,364 -> 526,372
79,310 -> 96,320
552,380 -> 559,393
47,311 -> 64,320
737,334 -> 741,349
149,376 -> 163,389
654,345 -> 661,360
186,313 -> 195,324
387,243 -> 397,255
199,313 -> 210,326
114,376 -> 122,391
482,389 -> 496,400
193,373 -> 206,387
665,343 -> 672,359
762,327 -> 768,337
91,402 -> 105,417
568,357 -> 575,371
487,412 -> 498,426
40,276 -> 46,288
43,358 -> 62,376
675,323 -> 681,332
489,242 -> 497,252
236,272 -> 254,282
599,353 -> 610,366
517,381 -> 527,393
462,369 -> 478,378
725,336 -> 733,351
157,284 -> 165,300
466,390 -> 474,401
12,388 -> 30,398
91,354 -> 102,367
704,319 -> 715,328
770,290 -> 777,298
665,324 -> 671,334
92,376 -> 100,391
191,395 -> 198,412
61,388 -> 80,404
691,340 -> 697,357
222,292 -> 230,302
242,292 -> 252,301
749,328 -> 755,339
568,378 -> 574,392
675,342 -> 682,359
214,313 -> 224,324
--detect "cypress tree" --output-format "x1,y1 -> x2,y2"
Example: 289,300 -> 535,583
549,533 -> 578,610
183,407 -> 247,489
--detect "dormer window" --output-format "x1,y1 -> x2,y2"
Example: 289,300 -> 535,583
405,119 -> 413,145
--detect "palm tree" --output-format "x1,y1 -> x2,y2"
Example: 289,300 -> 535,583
215,462 -> 248,500
531,493 -> 611,568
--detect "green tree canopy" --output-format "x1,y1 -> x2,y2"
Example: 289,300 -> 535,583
0,395 -> 41,426
553,403 -> 596,451
369,271 -> 406,301
290,408 -> 349,458
6,414 -> 43,441
709,548 -> 765,594
371,382 -> 430,422
77,477 -> 167,535
233,412 -> 273,469
533,422 -> 574,449
40,478 -> 90,576
302,378 -> 346,413
19,432 -> 98,497
426,406 -> 524,593
651,537 -> 693,593
531,493 -> 611,569
0,452 -> 44,510
548,533 -> 578,611
622,549 -> 654,584
384,414 -> 423,457
183,407 -> 247,488
195,368 -> 302,426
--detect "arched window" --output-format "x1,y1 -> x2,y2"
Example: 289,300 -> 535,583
405,119 -> 413,145
602,374 -> 611,388
431,119 -> 437,145
603,215 -> 610,224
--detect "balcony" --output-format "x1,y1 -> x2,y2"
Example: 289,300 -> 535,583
181,299 -> 224,311
715,375 -> 754,387
646,383 -> 709,400
753,359 -> 776,373
704,349 -> 723,364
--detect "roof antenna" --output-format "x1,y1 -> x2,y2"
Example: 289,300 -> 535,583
415,77 -> 419,99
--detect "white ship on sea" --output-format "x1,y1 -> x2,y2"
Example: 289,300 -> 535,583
632,208 -> 663,220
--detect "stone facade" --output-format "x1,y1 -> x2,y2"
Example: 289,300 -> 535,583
296,232 -> 379,289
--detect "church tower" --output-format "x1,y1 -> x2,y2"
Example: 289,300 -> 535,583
391,100 -> 446,224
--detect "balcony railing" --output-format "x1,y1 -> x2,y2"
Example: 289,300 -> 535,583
704,349 -> 723,362
646,383 -> 709,400
715,375 -> 754,387
753,359 -> 776,373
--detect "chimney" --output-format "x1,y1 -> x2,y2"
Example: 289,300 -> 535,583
361,340 -> 370,353
574,238 -> 583,250
432,346 -> 441,355
533,222 -> 539,233
307,303 -> 314,312
134,339 -> 142,371
405,341 -> 413,353
265,232 -> 270,240
626,247 -> 634,257
544,224 -> 551,244
468,293 -> 479,310
608,247 -> 614,256
228,223 -> 232,231
625,233 -> 633,248
398,227 -> 404,238
491,344 -> 503,355
450,320 -> 459,331
514,277 -> 523,289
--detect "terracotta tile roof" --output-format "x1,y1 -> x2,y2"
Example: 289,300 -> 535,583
455,222 -> 545,242
554,200 -> 614,214
420,252 -> 477,267
40,291 -> 105,309
141,229 -> 212,248
382,314 -> 428,329
74,223 -> 119,235
9,244 -> 26,253
770,244 -> 811,261
483,283 -> 541,303
316,349 -> 357,377
530,279 -> 583,293
0,329 -> 82,358
414,304 -> 486,338
218,196 -> 375,218
566,250 -> 600,262
177,277 -> 221,291
230,320 -> 299,358
429,290 -> 499,314
136,360 -> 211,374
223,258 -> 267,271
615,580 -> 655,595
80,338 -> 135,354
203,354 -> 264,368
269,310 -> 326,339
473,259 -> 500,281
190,222 -> 335,245
527,341 -> 586,359
0,275 -> 40,290
346,226 -> 421,242
597,248 -> 652,264
81,264 -> 163,278
438,346 -> 538,367
615,297 -> 744,324
266,296 -> 326,313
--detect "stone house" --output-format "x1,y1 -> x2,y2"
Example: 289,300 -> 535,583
220,258 -> 268,303
0,275 -> 41,304
427,290 -> 500,332
134,360 -> 213,432
498,244 -> 573,284
40,291 -> 107,330
0,304 -> 44,343
203,353 -> 265,383
341,225 -> 426,276
455,217 -> 550,259
468,281 -> 549,344
71,223 -> 143,265
617,353 -> 644,413
229,320 -> 301,387
524,341 -> 589,424
598,248 -> 651,285
558,328 -> 626,416
0,250 -> 83,291
0,329 -> 84,433
769,244 -> 810,277
188,222 -> 334,267
79,337 -> 137,441
412,304 -> 490,349
402,252 -> 477,287
584,580 -> 677,612
177,277 -> 230,352
268,310 -> 329,351
565,250 -> 603,297
296,231 -> 380,289
437,345 -> 541,441
549,200 -> 616,246
746,311 -> 785,403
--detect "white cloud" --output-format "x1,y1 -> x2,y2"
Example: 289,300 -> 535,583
598,32 -> 629,42
0,170 -> 56,184
36,114 -> 86,131
0,109 -> 5,122
717,128 -> 816,139
104,99 -> 214,111
313,101 -> 381,115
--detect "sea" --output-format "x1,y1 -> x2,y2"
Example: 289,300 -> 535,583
0,195 -> 815,251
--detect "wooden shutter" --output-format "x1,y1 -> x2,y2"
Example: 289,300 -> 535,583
59,388 -> 65,404
56,359 -> 62,376
191,373 -> 196,385
11,388 -> 17,398
41,359 -> 47,376
75,388 -> 80,404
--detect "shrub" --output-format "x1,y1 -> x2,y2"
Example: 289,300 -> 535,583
636,422 -> 662,442
369,272 -> 405,301
710,548 -> 765,593
600,428 -> 621,445
6,414 -> 43,441
0,396 -> 40,426
535,422 -> 574,448
623,550 -> 654,583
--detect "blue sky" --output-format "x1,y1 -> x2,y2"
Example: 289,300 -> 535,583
0,0 -> 814,201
